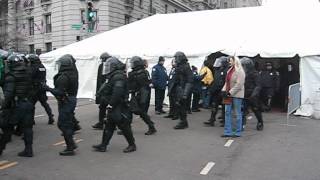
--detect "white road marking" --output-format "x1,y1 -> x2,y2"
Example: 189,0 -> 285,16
63,139 -> 83,147
224,140 -> 234,147
0,161 -> 9,166
200,162 -> 215,175
0,161 -> 18,170
35,115 -> 45,118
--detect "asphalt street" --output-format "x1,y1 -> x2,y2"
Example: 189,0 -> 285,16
0,98 -> 320,180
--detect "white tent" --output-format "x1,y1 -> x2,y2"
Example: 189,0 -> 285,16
40,0 -> 320,117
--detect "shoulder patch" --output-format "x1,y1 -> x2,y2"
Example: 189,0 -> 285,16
39,68 -> 46,72
152,68 -> 156,72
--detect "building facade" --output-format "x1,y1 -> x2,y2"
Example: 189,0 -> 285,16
215,0 -> 262,9
0,0 -> 242,54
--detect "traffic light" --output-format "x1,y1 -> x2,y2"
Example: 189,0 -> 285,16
87,2 -> 94,22
87,1 -> 95,32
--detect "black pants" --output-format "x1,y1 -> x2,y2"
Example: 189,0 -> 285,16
31,91 -> 53,119
139,102 -> 154,128
177,99 -> 188,125
101,108 -> 135,147
242,98 -> 263,125
168,95 -> 178,117
1,100 -> 34,153
58,96 -> 77,149
98,103 -> 107,125
209,95 -> 224,122
155,88 -> 165,112
191,92 -> 201,110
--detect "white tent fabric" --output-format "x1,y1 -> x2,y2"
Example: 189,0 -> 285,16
40,0 -> 320,117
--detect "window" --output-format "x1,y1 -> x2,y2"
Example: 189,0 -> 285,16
81,10 -> 86,24
29,44 -> 34,54
139,0 -> 143,8
45,42 -> 52,52
149,0 -> 153,13
165,4 -> 168,13
224,2 -> 228,8
125,15 -> 131,25
28,17 -> 34,36
45,14 -> 52,33
174,9 -> 178,13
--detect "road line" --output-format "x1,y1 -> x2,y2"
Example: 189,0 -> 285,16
224,140 -> 234,147
0,162 -> 18,170
35,115 -> 45,118
0,161 -> 9,166
63,139 -> 83,147
53,140 -> 66,146
200,162 -> 215,175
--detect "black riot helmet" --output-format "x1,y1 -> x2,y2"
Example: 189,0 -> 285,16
130,56 -> 144,70
174,51 -> 188,65
26,54 -> 40,64
102,57 -> 125,76
213,56 -> 229,68
7,54 -> 24,69
265,62 -> 273,70
100,52 -> 111,63
56,54 -> 75,72
240,57 -> 255,74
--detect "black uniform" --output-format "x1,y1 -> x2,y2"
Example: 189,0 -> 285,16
128,56 -> 156,135
28,54 -> 54,124
93,57 -> 136,153
93,52 -> 111,130
204,56 -> 229,127
44,54 -> 79,156
165,66 -> 179,120
259,62 -> 280,111
0,55 -> 34,157
172,52 -> 193,130
241,57 -> 264,131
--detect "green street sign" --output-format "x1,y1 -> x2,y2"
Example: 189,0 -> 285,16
71,24 -> 82,30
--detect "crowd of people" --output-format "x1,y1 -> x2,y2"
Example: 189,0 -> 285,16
0,51 -> 298,157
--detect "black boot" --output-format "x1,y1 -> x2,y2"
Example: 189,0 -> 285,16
48,115 -> 55,125
174,118 -> 189,129
204,121 -> 215,127
60,130 -> 76,156
145,126 -> 157,135
123,144 -> 136,153
93,129 -> 112,152
92,122 -> 103,130
164,114 -> 173,118
121,127 -> 136,153
257,122 -> 264,131
18,128 -> 33,157
18,145 -> 33,157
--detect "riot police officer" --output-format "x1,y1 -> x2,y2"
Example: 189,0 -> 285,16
93,57 -> 136,153
171,52 -> 193,130
259,62 -> 280,111
44,54 -> 79,156
241,57 -> 264,131
128,56 -> 156,135
204,56 -> 229,127
27,54 -> 54,125
164,59 -> 179,120
92,52 -> 111,130
0,54 -> 34,157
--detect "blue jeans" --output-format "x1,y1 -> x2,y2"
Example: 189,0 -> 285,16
201,87 -> 210,108
224,98 -> 243,136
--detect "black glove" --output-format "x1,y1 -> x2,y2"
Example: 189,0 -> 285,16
41,83 -> 51,92
221,91 -> 228,98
